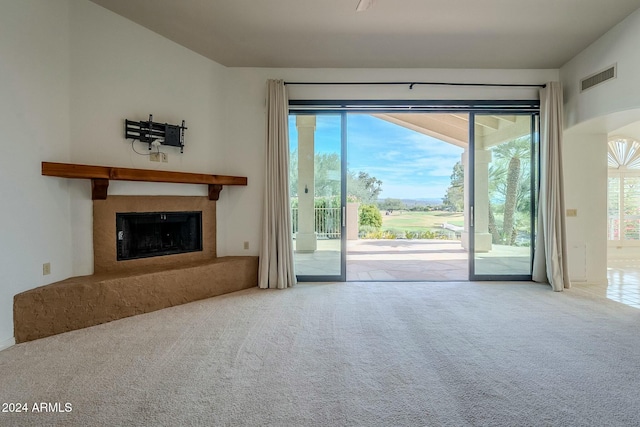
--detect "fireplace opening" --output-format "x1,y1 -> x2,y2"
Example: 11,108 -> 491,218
116,211 -> 202,261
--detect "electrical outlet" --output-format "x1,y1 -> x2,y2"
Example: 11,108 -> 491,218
566,209 -> 578,217
161,153 -> 168,163
150,152 -> 161,162
43,262 -> 51,275
243,241 -> 249,250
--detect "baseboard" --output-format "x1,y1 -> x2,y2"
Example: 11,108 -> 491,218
0,336 -> 15,352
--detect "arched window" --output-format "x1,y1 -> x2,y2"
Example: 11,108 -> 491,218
608,136 -> 640,243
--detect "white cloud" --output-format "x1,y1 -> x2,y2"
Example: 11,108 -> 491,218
294,113 -> 465,199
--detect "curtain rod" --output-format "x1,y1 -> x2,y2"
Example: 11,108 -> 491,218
283,81 -> 546,89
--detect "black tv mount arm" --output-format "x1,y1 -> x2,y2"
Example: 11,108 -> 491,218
125,114 -> 187,153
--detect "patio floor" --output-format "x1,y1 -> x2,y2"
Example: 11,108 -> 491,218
347,239 -> 467,281
293,239 -> 531,281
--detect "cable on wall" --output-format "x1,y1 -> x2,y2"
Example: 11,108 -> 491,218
130,139 -> 163,157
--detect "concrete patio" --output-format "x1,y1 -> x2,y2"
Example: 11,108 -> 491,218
294,239 -> 531,281
347,239 -> 468,281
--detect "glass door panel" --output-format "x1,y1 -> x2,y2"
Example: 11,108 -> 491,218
471,113 -> 537,279
289,113 -> 345,280
608,176 -> 620,240
623,176 -> 640,241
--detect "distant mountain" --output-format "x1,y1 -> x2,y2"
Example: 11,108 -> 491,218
401,198 -> 442,206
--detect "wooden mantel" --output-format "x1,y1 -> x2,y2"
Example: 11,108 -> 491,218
42,162 -> 247,201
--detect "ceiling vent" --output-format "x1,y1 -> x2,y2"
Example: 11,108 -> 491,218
580,64 -> 616,92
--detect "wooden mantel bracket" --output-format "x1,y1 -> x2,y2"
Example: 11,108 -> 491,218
42,162 -> 247,201
91,178 -> 109,200
208,184 -> 223,201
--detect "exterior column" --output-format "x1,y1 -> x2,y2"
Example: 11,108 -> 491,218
461,148 -> 493,252
295,116 -> 317,252
461,149 -> 470,250
473,149 -> 493,252
347,202 -> 360,240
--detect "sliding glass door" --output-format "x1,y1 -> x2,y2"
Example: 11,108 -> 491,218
287,101 -> 539,282
289,113 -> 346,281
470,113 -> 538,280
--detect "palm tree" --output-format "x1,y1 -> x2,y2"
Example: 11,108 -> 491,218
503,156 -> 521,244
489,136 -> 531,245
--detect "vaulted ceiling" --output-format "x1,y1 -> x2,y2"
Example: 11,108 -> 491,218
89,0 -> 640,69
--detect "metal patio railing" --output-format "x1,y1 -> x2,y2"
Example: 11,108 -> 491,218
291,207 -> 341,239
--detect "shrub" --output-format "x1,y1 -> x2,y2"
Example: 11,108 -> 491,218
404,230 -> 450,240
387,229 -> 406,239
363,230 -> 397,239
359,204 -> 382,229
358,225 -> 379,238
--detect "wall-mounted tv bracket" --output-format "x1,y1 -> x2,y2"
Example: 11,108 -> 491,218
125,114 -> 187,153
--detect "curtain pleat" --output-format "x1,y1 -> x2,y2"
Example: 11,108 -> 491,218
258,80 -> 296,289
532,82 -> 571,291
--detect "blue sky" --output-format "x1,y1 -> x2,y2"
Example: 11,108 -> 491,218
289,114 -> 463,200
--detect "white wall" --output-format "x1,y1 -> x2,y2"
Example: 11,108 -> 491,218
219,67 -> 558,257
1,0 -> 233,347
563,132 -> 608,284
562,7 -> 640,130
560,6 -> 640,284
68,0 -> 229,274
0,0 -> 73,347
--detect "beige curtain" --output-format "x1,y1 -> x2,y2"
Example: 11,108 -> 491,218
533,82 -> 571,291
258,80 -> 296,289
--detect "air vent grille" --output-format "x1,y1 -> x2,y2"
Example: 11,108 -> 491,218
581,64 -> 616,92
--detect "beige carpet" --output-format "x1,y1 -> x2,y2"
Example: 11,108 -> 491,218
1,281 -> 640,426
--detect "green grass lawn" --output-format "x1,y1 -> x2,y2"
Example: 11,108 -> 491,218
381,210 -> 464,232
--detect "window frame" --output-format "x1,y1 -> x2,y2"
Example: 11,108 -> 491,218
607,137 -> 640,247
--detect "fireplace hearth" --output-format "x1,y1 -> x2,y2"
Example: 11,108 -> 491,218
116,211 -> 202,261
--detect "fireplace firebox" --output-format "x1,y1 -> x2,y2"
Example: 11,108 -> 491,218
116,211 -> 202,261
